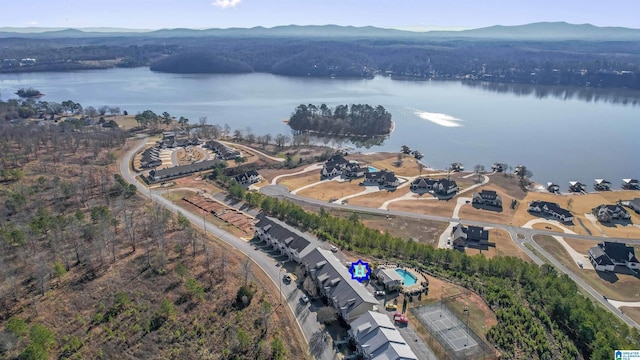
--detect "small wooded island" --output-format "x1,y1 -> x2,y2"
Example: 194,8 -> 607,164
288,103 -> 392,137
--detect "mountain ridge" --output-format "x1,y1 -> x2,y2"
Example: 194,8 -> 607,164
1,22 -> 640,40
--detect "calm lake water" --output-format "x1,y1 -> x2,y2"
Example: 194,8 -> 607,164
1,67 -> 638,190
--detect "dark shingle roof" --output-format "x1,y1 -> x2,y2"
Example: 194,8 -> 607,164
478,190 -> 498,200
601,242 -> 638,263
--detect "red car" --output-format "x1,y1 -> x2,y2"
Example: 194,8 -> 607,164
393,313 -> 408,324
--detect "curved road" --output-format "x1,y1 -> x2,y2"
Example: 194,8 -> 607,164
260,184 -> 640,329
119,139 -> 333,360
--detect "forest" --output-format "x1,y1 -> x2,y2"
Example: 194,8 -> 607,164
288,103 -> 392,137
221,184 -> 640,360
2,34 -> 640,90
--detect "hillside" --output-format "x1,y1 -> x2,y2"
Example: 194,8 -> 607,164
0,114 -> 305,359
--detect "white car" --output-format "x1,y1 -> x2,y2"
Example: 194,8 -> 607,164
374,290 -> 386,297
330,246 -> 338,252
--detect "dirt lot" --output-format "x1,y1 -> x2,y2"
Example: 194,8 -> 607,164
355,212 -> 448,246
465,229 -> 531,262
534,235 -> 640,302
348,187 -> 411,208
387,197 -> 457,217
297,179 -> 364,202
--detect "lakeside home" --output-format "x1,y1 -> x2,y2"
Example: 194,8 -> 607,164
363,169 -> 399,188
410,177 -> 458,197
205,140 -> 241,160
528,200 -> 574,223
589,241 -> 639,272
472,190 -> 503,208
592,204 -> 631,223
547,182 -> 560,193
621,198 -> 640,214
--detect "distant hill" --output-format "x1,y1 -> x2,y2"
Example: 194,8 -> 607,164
1,22 -> 640,40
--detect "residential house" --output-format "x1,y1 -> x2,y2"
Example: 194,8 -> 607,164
491,163 -> 505,172
622,179 -> 640,190
233,170 -> 261,187
547,182 -> 560,193
592,204 -> 631,223
410,177 -> 438,191
450,223 -> 494,250
321,165 -> 342,178
568,181 -> 586,193
434,178 -> 458,196
621,198 -> 640,214
349,311 -> 418,360
147,159 -> 223,184
344,163 -> 366,178
302,248 -> 379,323
594,179 -> 612,191
372,268 -> 404,291
205,140 -> 241,160
363,170 -> 399,188
528,201 -> 574,223
589,241 -> 639,272
472,190 -> 502,208
254,214 -> 315,263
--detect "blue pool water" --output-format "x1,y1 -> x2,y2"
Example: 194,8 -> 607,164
395,268 -> 417,286
368,166 -> 378,172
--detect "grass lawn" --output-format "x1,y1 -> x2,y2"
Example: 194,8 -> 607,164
465,229 -> 531,262
277,172 -> 320,191
620,307 -> 640,326
348,187 -> 411,208
488,173 -> 528,200
534,235 -> 640,302
297,180 -> 363,201
564,238 -> 600,254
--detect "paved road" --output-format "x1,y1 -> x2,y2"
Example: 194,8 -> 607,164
119,139 -> 334,360
260,184 -> 640,329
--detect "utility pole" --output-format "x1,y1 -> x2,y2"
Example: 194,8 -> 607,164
464,306 -> 470,346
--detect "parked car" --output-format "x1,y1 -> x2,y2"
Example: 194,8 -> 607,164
300,294 -> 310,304
374,290 -> 386,297
283,274 -> 291,283
385,303 -> 397,311
330,246 -> 338,252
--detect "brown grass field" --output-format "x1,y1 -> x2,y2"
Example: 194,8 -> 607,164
387,197 -> 457,217
531,222 -> 565,233
348,187 -> 412,208
356,213 -> 448,246
620,307 -> 640,326
297,180 -> 364,201
534,235 -> 640,302
465,229 -> 531,262
564,238 -> 601,254
348,153 -> 430,177
277,172 -> 321,191
457,184 -> 520,225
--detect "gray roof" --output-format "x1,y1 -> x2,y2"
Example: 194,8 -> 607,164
361,327 -> 407,356
589,245 -> 614,266
303,248 -> 378,318
149,159 -> 223,182
349,311 -> 396,343
374,268 -> 404,284
254,214 -> 316,260
371,342 -> 419,360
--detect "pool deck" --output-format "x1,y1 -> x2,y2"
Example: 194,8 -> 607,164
378,263 -> 427,294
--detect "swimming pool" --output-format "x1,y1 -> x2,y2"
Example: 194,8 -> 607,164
395,268 -> 417,286
368,166 -> 378,172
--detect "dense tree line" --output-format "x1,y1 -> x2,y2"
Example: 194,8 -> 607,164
2,36 -> 640,90
225,187 -> 640,359
288,103 -> 392,137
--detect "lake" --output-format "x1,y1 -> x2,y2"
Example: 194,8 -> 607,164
1,67 -> 638,190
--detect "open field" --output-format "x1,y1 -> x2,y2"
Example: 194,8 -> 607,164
387,197 -> 457,217
512,190 -> 640,237
564,238 -> 600,254
620,307 -> 640,326
534,235 -> 640,302
465,229 -> 531,262
488,173 -> 528,200
348,153 -> 429,177
355,212 -> 448,246
297,179 -> 363,202
277,172 -> 321,191
348,187 -> 411,208
531,222 -> 565,232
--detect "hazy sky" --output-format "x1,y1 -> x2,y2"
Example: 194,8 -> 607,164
3,0 -> 639,30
